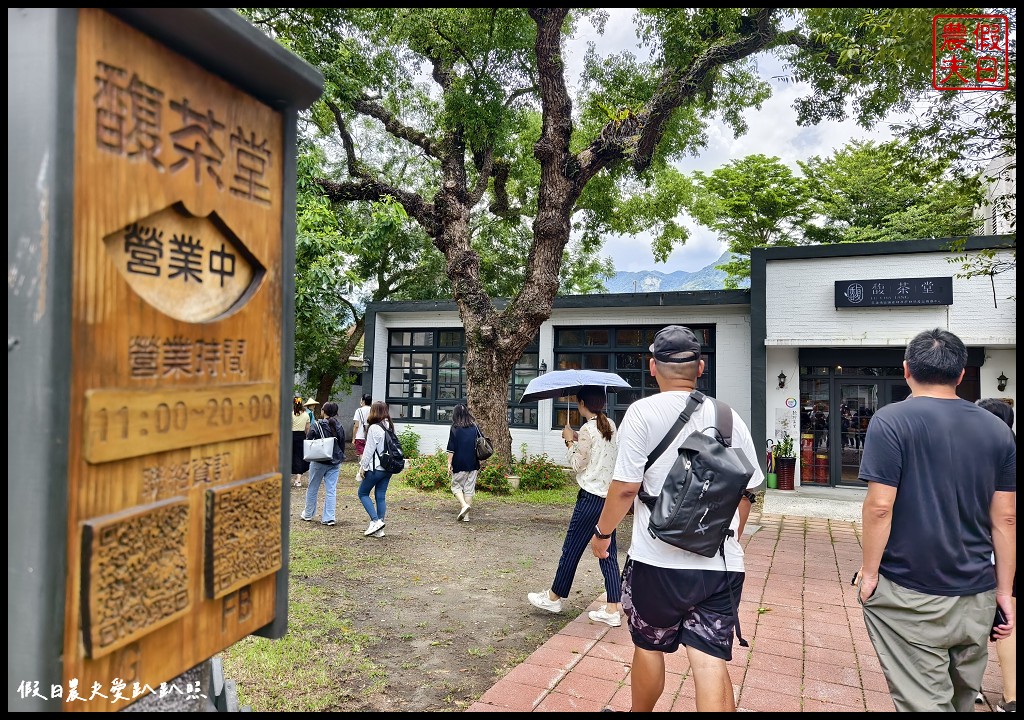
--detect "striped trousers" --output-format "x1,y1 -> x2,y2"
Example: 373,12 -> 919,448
551,488 -> 621,603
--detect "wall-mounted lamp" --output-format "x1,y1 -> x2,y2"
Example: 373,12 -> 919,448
997,371 -> 1008,392
539,360 -> 548,375
777,371 -> 787,390
362,357 -> 372,375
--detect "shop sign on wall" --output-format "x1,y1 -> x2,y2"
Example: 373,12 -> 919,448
835,276 -> 954,307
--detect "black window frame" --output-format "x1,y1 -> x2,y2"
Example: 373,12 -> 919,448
385,327 -> 540,427
552,324 -> 715,428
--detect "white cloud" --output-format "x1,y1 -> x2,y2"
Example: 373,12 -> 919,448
565,10 -> 909,273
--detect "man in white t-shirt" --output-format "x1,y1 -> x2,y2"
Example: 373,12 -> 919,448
352,394 -> 372,457
591,325 -> 763,712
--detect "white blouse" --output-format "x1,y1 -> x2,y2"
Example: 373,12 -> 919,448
566,416 -> 618,498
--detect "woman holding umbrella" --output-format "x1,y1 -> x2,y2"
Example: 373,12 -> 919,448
528,386 -> 623,626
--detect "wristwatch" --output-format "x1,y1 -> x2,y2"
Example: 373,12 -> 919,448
593,524 -> 612,539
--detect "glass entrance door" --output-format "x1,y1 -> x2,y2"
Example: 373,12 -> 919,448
838,383 -> 878,485
836,379 -> 911,485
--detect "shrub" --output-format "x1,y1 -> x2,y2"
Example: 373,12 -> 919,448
477,457 -> 514,495
403,449 -> 448,491
514,452 -> 569,492
397,425 -> 421,459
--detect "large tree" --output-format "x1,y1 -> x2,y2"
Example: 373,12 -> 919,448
244,8 -> 987,457
689,155 -> 811,288
799,139 -> 984,244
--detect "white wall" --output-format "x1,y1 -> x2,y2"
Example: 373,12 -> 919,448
980,348 -> 1017,432
762,246 -> 1017,484
764,248 -> 1016,348
370,303 -> 753,466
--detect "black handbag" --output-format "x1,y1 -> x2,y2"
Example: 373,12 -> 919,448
474,424 -> 494,461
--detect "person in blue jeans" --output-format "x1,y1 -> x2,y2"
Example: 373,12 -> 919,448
301,401 -> 345,526
357,400 -> 397,538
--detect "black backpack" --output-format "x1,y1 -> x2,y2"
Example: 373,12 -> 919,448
374,424 -> 406,475
638,390 -> 757,645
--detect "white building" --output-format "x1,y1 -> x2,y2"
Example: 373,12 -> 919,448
364,235 -> 1016,494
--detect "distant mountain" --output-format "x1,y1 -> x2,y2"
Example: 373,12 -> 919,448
604,252 -> 749,292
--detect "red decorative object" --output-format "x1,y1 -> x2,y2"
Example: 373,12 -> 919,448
776,456 -> 796,491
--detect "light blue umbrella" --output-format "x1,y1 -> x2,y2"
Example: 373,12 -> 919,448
518,368 -> 632,408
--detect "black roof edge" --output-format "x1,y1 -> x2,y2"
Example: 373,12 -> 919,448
752,235 -> 1014,264
108,8 -> 324,110
365,289 -> 750,316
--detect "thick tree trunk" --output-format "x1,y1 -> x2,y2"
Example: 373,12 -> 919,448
315,373 -> 335,408
464,344 -> 517,461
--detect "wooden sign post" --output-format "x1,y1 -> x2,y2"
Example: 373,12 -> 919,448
8,8 -> 322,711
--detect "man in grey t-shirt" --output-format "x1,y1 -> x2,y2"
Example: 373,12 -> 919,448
857,328 -> 1016,712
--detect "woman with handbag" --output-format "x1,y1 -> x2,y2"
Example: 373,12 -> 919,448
527,386 -> 622,626
300,401 -> 345,526
446,404 -> 482,522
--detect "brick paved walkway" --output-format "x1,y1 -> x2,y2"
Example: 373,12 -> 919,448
468,512 -> 1006,712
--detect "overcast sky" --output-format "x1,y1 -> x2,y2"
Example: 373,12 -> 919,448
565,9 -> 904,273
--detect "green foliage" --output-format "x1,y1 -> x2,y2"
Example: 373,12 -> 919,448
402,449 -> 448,491
799,140 -> 984,245
774,433 -> 795,459
513,451 -> 570,492
477,457 -> 514,495
689,154 -> 808,287
397,425 -> 422,459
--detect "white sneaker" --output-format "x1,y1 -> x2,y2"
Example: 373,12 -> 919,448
461,513 -> 470,522
371,527 -> 385,538
528,591 -> 563,613
363,519 -> 384,536
588,605 -> 621,627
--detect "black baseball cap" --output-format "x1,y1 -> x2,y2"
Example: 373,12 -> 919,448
649,325 -> 701,363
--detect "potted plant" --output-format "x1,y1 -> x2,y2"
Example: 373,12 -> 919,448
773,432 -> 796,491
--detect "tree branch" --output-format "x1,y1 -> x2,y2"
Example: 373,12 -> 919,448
353,97 -> 442,160
316,176 -> 440,237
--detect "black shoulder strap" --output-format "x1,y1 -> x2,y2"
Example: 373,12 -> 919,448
643,390 -> 707,471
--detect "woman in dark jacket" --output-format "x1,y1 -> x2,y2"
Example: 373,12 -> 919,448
300,401 -> 346,526
446,404 -> 482,522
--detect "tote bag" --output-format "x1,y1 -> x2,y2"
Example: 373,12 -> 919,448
303,419 -> 336,463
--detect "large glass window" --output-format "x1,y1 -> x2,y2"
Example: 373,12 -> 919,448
386,328 -> 539,426
553,324 -> 715,427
